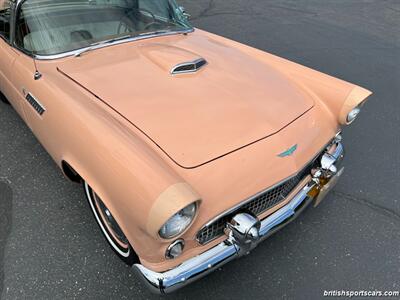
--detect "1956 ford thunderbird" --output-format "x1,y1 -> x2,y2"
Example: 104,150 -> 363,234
0,0 -> 372,294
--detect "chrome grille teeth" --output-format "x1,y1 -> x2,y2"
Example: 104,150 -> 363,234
196,163 -> 313,245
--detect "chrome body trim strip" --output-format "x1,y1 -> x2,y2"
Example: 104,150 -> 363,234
33,29 -> 194,60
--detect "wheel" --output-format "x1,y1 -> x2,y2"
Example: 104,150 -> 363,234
0,91 -> 10,104
83,181 -> 138,265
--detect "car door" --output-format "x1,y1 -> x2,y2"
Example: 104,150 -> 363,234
0,0 -> 26,118
9,1 -> 51,141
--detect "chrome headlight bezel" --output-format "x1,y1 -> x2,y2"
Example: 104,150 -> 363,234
159,202 -> 198,239
346,105 -> 362,124
338,86 -> 371,125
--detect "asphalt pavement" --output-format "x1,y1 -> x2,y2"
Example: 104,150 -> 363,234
1,1 -> 399,299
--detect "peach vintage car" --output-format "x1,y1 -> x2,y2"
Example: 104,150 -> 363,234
0,0 -> 372,294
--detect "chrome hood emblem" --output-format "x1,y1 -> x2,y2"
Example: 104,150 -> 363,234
278,144 -> 298,157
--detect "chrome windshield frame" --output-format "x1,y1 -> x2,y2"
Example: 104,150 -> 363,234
12,0 -> 194,60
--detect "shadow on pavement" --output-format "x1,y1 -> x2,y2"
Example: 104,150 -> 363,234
0,180 -> 13,296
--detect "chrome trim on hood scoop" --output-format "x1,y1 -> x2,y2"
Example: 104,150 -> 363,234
171,58 -> 207,75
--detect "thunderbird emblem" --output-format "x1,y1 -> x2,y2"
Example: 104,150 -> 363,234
278,144 -> 298,157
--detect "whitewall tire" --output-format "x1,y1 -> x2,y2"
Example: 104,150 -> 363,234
83,181 -> 138,265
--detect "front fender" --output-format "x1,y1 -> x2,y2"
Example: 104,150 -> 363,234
203,29 -> 373,125
32,63 -> 199,264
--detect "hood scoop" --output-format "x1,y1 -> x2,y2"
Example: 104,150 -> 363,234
171,58 -> 207,75
138,43 -> 207,75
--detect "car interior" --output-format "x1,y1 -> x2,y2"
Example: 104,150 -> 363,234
0,1 -> 11,40
14,0 -> 182,55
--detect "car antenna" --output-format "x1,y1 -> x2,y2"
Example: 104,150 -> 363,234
33,56 -> 42,80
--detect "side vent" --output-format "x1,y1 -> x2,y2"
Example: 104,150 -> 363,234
171,58 -> 207,75
25,93 -> 45,115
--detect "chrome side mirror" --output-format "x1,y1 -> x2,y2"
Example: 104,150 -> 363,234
179,6 -> 191,19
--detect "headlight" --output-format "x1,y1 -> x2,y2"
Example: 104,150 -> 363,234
338,86 -> 371,125
346,106 -> 361,124
159,203 -> 197,239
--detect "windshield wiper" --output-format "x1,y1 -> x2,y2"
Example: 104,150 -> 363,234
74,35 -> 132,57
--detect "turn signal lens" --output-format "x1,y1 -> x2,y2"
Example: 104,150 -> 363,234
165,239 -> 185,259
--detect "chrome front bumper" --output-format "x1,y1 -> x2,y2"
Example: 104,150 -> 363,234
133,140 -> 344,294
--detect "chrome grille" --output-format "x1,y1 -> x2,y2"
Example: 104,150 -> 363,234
197,163 -> 314,245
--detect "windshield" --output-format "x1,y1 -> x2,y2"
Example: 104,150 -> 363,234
15,0 -> 192,56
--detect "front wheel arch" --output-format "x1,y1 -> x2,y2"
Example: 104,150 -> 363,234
0,91 -> 10,104
61,160 -> 82,183
60,159 -> 140,265
83,180 -> 139,265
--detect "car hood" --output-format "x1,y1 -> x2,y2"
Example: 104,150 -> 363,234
57,31 -> 314,168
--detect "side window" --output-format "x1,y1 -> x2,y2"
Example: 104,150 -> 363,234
14,4 -> 30,51
138,0 -> 168,18
0,0 -> 11,41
